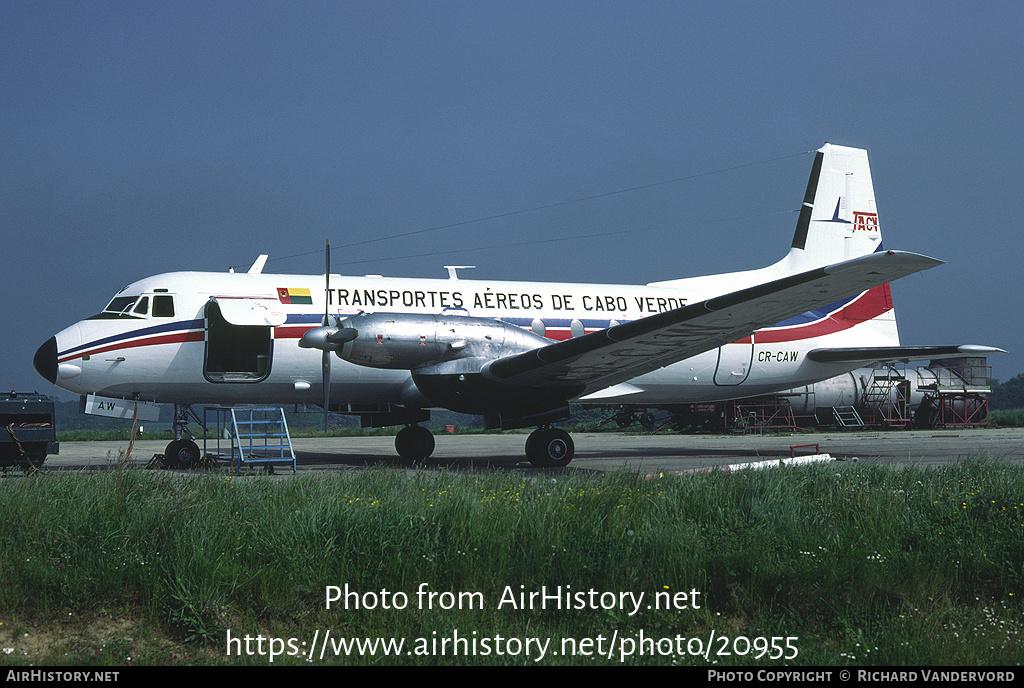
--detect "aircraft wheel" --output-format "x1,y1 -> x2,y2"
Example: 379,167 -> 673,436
163,440 -> 181,468
164,439 -> 201,469
395,425 -> 435,462
526,428 -> 574,467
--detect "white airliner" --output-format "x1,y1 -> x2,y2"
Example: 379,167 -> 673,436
33,143 -> 1002,467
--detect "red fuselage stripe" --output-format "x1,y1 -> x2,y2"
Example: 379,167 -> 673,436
58,331 -> 205,363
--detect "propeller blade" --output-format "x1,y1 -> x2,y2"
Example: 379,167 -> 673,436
323,239 -> 331,434
323,349 -> 331,433
324,238 -> 330,326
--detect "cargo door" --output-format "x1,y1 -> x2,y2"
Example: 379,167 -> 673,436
204,298 -> 283,382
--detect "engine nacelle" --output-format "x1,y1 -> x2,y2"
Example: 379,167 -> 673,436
301,312 -> 552,371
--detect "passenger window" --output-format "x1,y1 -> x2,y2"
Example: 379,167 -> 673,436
153,295 -> 175,317
133,297 -> 149,315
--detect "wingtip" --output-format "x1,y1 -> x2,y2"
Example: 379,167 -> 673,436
958,345 -> 1007,355
824,250 -> 944,282
881,250 -> 944,268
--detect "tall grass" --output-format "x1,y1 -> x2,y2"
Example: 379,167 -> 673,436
1,459 -> 1021,665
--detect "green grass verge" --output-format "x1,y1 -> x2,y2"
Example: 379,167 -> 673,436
1,459 -> 1021,665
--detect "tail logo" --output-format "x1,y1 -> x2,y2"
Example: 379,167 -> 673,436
852,211 -> 879,233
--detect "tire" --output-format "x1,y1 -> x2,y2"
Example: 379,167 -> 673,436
526,428 -> 574,467
395,426 -> 435,462
164,439 -> 201,469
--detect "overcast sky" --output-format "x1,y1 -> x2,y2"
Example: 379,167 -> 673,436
3,1 -> 1021,397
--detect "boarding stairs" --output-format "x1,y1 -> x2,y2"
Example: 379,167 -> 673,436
203,407 -> 296,473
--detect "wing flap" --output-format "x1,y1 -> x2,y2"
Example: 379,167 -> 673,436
483,251 -> 942,396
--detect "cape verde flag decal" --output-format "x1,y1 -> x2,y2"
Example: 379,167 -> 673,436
277,287 -> 313,305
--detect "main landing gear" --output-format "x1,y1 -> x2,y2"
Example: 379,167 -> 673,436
392,424 -> 575,467
395,425 -> 436,462
525,427 -> 574,467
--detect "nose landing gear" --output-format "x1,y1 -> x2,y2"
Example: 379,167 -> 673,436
163,438 -> 201,469
161,403 -> 203,469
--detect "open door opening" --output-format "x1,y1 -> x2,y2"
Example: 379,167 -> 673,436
204,300 -> 273,382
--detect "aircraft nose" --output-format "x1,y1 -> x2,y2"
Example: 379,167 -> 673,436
33,336 -> 58,384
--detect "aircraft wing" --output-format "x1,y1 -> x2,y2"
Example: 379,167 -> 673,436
482,250 -> 942,397
806,345 -> 1005,364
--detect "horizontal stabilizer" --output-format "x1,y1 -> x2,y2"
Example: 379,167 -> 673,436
806,344 -> 1005,364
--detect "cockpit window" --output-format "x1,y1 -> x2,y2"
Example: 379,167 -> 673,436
104,296 -> 140,315
153,295 -> 174,317
88,292 -> 174,320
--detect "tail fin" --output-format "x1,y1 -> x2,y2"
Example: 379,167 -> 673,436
649,143 -> 886,291
694,143 -> 901,347
767,143 -> 899,348
784,149 -> 1005,365
780,143 -> 883,273
648,142 -> 897,353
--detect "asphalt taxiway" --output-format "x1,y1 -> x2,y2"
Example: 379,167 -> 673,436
21,427 -> 1024,475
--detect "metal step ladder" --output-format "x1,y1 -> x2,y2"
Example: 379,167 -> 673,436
204,407 -> 296,472
831,406 -> 865,429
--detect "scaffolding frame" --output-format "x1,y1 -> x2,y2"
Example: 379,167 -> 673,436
730,395 -> 802,433
860,365 -> 912,428
918,358 -> 992,428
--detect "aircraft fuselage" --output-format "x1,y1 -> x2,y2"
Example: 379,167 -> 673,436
37,268 -> 891,410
